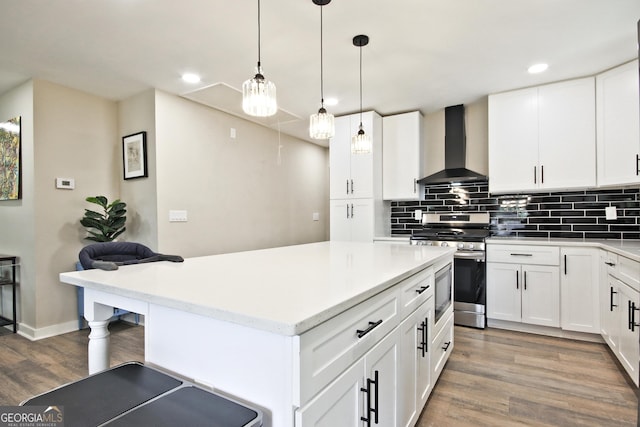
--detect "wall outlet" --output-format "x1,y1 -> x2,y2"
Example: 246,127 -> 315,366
414,209 -> 422,221
169,210 -> 188,222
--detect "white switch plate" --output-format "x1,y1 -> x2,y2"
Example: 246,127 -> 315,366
56,177 -> 75,189
414,209 -> 422,221
230,127 -> 236,139
169,210 -> 188,222
312,212 -> 320,221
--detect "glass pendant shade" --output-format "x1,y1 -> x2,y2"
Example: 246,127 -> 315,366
309,107 -> 335,139
242,68 -> 277,117
351,125 -> 371,154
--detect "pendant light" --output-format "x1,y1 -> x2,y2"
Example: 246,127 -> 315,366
309,0 -> 335,140
242,0 -> 277,117
351,34 -> 371,154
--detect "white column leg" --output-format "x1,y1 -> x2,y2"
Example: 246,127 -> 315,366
87,320 -> 111,374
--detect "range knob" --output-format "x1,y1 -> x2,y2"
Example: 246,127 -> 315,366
469,243 -> 475,250
441,242 -> 449,247
457,243 -> 464,249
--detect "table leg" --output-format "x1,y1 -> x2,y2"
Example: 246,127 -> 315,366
84,301 -> 114,374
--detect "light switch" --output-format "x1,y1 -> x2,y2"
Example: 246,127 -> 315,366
169,210 -> 188,222
312,212 -> 320,221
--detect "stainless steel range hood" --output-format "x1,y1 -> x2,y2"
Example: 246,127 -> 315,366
417,104 -> 487,185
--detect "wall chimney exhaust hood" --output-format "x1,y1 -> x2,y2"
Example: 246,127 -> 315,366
417,104 -> 487,185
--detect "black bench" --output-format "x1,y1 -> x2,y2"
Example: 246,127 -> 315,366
22,362 -> 262,427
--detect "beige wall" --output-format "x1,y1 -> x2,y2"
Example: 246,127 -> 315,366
423,98 -> 489,176
0,80 -> 119,338
153,91 -> 329,257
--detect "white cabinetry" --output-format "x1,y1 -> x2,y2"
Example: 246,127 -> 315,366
330,199 -> 374,242
488,77 -> 596,193
600,252 -> 640,386
297,261 -> 452,427
382,111 -> 424,200
596,60 -> 640,187
486,245 -> 560,327
330,111 -> 385,242
560,247 -> 600,333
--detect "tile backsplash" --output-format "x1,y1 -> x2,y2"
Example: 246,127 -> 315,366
390,181 -> 640,240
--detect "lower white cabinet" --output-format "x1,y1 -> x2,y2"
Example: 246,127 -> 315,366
296,328 -> 400,426
330,198 -> 374,242
398,301 -> 432,427
600,251 -> 640,386
560,247 -> 600,333
486,262 -> 560,327
431,312 -> 454,380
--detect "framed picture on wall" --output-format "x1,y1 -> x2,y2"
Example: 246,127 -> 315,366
122,131 -> 148,180
0,116 -> 22,200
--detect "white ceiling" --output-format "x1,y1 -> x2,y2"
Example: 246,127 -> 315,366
1,1 -> 639,146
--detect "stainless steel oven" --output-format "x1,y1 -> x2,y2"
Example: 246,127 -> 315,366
411,212 -> 490,329
434,262 -> 452,324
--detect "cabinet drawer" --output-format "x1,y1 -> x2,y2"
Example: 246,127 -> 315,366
299,285 -> 400,405
431,312 -> 454,382
611,254 -> 640,292
399,267 -> 434,318
487,244 -> 559,265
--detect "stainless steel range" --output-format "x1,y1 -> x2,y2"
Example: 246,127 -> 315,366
410,212 -> 490,329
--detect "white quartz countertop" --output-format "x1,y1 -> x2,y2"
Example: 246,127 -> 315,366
60,241 -> 454,336
486,237 -> 640,262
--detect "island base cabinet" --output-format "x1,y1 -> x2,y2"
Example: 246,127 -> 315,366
431,312 -> 454,381
398,301 -> 432,427
296,328 -> 400,427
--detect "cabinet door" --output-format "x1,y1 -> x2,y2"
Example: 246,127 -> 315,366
350,198 -> 374,243
364,328 -> 400,427
486,263 -> 522,322
382,111 -> 423,200
398,302 -> 432,427
538,78 -> 596,190
329,199 -> 351,241
295,359 -> 365,427
560,247 -> 600,333
329,115 -> 352,199
601,272 -> 621,352
488,88 -> 539,193
617,281 -> 640,387
596,60 -> 640,187
521,265 -> 560,327
350,112 -> 375,199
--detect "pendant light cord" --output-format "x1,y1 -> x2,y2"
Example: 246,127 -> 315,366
257,0 -> 262,68
320,5 -> 324,107
359,42 -> 363,128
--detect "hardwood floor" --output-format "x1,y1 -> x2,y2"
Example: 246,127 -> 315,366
418,327 -> 638,426
0,323 -> 637,426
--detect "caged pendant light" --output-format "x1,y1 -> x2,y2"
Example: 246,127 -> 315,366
309,0 -> 335,140
351,34 -> 371,154
242,0 -> 277,117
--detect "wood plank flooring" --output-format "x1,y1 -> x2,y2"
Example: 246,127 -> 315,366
418,327 -> 638,426
0,324 -> 637,426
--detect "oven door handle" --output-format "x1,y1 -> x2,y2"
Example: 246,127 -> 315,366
453,251 -> 485,261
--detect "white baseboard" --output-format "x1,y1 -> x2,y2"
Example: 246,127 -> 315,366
17,319 -> 79,341
487,319 -> 604,343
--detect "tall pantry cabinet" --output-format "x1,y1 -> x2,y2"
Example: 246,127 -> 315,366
329,111 -> 388,241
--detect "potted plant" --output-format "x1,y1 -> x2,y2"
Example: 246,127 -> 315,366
80,196 -> 127,242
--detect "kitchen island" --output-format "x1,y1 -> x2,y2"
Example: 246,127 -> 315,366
60,241 -> 455,427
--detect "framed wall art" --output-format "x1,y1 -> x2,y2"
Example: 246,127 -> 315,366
0,116 -> 21,200
122,131 -> 148,180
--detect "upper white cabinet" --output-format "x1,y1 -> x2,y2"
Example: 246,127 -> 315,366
488,77 -> 596,194
596,59 -> 640,187
382,111 -> 424,200
329,111 -> 381,200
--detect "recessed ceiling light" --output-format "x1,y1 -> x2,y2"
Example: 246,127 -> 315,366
527,63 -> 548,74
324,97 -> 338,106
181,73 -> 201,83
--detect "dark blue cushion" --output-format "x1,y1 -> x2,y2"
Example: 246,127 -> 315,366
79,242 -> 157,270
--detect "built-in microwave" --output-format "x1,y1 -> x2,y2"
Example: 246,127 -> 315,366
434,262 -> 453,324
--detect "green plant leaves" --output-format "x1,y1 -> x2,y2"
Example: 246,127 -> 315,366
81,195 -> 127,242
